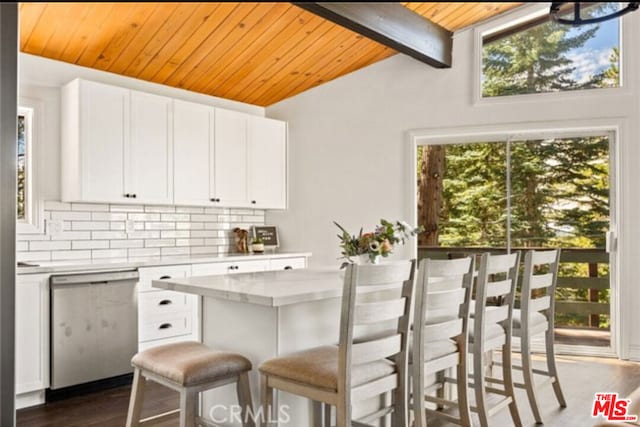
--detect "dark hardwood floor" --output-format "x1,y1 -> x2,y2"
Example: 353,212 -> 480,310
17,355 -> 640,426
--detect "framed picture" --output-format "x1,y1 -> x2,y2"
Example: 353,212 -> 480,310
252,226 -> 279,248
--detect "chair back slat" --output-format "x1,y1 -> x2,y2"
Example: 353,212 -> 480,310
425,258 -> 475,277
531,250 -> 559,265
426,288 -> 466,311
486,279 -> 512,298
338,260 -> 416,401
424,318 -> 463,342
352,333 -> 402,365
530,295 -> 551,313
486,253 -> 519,275
483,305 -> 510,324
530,273 -> 554,290
428,276 -> 466,292
354,298 -> 407,325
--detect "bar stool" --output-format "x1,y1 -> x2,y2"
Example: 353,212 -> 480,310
411,256 -> 474,427
512,249 -> 566,423
469,252 -> 521,427
259,260 -> 416,427
125,341 -> 255,427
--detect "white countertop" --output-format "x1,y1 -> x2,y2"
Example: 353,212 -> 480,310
153,268 -> 348,307
16,252 -> 312,275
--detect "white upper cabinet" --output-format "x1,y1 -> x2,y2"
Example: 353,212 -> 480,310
62,79 -> 129,203
173,100 -> 215,206
62,78 -> 287,209
214,108 -> 249,207
129,91 -> 173,205
248,116 -> 287,209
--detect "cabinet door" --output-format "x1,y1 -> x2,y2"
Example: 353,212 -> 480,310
174,100 -> 214,206
16,275 -> 49,394
129,91 -> 173,204
80,81 -> 128,202
248,116 -> 287,209
214,108 -> 249,206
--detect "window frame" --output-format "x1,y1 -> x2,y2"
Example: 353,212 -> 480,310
17,97 -> 44,235
471,3 -> 632,106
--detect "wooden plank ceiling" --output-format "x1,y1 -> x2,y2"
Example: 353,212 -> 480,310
19,2 -> 520,106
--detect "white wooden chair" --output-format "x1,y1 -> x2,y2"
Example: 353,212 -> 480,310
125,341 -> 255,427
259,260 -> 416,427
512,249 -> 566,423
411,256 -> 474,427
469,252 -> 521,427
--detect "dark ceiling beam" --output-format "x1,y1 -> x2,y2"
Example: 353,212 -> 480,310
293,2 -> 453,68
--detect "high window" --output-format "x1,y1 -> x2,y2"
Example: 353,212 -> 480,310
482,3 -> 621,98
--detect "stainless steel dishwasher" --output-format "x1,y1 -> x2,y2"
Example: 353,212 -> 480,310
50,270 -> 139,390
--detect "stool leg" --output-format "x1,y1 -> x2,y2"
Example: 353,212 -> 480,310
323,404 -> 332,427
261,374 -> 275,427
180,388 -> 198,427
237,372 -> 255,427
126,368 -> 146,427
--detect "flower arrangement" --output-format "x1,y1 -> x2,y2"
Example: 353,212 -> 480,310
334,219 -> 423,264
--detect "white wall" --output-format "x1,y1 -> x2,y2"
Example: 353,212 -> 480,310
18,53 -> 265,202
266,6 -> 640,359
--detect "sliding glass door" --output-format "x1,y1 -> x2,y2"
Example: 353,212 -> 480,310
417,132 -> 615,354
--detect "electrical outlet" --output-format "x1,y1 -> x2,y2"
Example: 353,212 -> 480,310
125,219 -> 135,234
46,219 -> 64,235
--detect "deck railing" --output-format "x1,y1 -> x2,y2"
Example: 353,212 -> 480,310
418,246 -> 610,329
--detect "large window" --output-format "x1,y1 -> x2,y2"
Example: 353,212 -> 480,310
482,3 -> 621,97
17,107 -> 33,222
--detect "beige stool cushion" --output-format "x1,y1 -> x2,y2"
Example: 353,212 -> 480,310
468,319 -> 505,344
410,339 -> 459,363
259,345 -> 396,391
131,341 -> 251,386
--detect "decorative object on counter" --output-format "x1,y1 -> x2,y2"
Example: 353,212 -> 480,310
334,219 -> 423,268
233,227 -> 249,253
251,237 -> 265,254
252,225 -> 279,249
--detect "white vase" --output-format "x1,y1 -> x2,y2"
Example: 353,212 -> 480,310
355,254 -> 380,264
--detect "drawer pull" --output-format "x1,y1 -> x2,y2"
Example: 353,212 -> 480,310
158,323 -> 173,330
158,299 -> 173,306
159,275 -> 171,280
284,266 -> 293,270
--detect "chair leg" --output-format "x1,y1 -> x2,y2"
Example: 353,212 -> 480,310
237,372 -> 256,427
545,326 -> 567,408
312,401 -> 323,427
392,370 -> 408,427
457,348 -> 472,427
126,368 -> 146,427
179,388 -> 198,427
412,363 -> 427,427
260,374 -> 275,427
521,331 -> 543,424
501,342 -> 522,427
436,370 -> 446,410
473,346 -> 490,427
323,404 -> 332,427
335,403 -> 350,427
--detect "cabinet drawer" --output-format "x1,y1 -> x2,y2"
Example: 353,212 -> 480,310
191,260 -> 269,276
139,290 -> 194,316
269,257 -> 307,270
138,265 -> 191,292
139,312 -> 193,342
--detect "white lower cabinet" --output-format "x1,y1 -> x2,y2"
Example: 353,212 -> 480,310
137,265 -> 200,351
15,274 -> 49,409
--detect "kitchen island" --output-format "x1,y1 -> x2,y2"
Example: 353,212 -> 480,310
154,268 -> 349,426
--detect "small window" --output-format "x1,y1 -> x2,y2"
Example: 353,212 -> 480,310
17,107 -> 33,222
482,3 -> 621,98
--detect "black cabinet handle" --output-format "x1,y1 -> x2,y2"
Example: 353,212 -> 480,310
228,265 -> 239,270
159,275 -> 171,280
251,200 -> 256,204
158,299 -> 173,306
284,266 -> 293,270
158,323 -> 173,330
216,198 -> 221,202
132,194 -> 137,198
124,193 -> 130,198
210,198 -> 215,202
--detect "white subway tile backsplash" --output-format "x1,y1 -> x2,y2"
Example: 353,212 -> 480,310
176,207 -> 205,214
29,241 -> 71,251
161,213 -> 190,222
92,249 -> 128,259
129,248 -> 161,258
72,240 -> 110,250
128,213 -> 161,221
51,250 -> 92,260
110,240 -> 144,249
44,201 -> 71,211
72,203 -> 109,212
92,212 -> 127,221
51,211 -> 91,221
145,239 -> 175,248
17,201 -> 265,261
